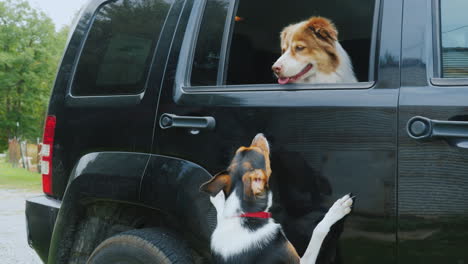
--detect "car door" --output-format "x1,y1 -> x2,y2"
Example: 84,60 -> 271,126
53,0 -> 176,198
398,0 -> 468,263
153,0 -> 401,263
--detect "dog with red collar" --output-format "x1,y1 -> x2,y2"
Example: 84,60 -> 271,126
200,134 -> 353,264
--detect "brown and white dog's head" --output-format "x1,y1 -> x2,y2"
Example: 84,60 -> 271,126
200,134 -> 272,210
272,17 -> 340,84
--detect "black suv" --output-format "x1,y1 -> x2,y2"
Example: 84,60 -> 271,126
26,0 -> 468,263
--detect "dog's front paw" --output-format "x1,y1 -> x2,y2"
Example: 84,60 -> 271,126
323,194 -> 353,225
210,191 -> 225,211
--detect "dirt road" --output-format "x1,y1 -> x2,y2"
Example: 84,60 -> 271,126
0,188 -> 43,264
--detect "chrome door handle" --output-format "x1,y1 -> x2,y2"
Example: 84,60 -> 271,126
407,116 -> 468,140
159,113 -> 216,130
407,116 -> 468,148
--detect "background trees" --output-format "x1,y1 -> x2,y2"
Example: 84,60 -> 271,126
0,0 -> 69,151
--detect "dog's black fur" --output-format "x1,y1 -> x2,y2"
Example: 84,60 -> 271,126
270,149 -> 345,263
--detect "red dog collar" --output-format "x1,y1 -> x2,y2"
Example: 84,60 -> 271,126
239,212 -> 272,219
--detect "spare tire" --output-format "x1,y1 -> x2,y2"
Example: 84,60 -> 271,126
87,228 -> 192,264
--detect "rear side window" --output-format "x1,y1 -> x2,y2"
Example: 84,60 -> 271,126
72,0 -> 173,96
440,0 -> 468,78
191,0 -> 376,86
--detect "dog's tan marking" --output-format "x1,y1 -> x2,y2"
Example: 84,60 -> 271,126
242,162 -> 253,170
306,16 -> 338,42
286,241 -> 301,261
236,146 -> 247,153
200,171 -> 232,196
242,169 -> 268,197
250,136 -> 272,178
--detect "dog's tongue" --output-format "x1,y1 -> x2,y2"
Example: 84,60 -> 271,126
278,77 -> 290,85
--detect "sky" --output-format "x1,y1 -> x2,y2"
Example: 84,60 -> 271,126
441,0 -> 468,48
25,0 -> 90,30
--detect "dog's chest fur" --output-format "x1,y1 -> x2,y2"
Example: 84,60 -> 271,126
210,192 -> 300,264
211,217 -> 279,258
212,233 -> 299,264
211,219 -> 298,263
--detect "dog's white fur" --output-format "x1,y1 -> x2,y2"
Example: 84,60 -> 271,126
210,192 -> 280,260
210,191 -> 353,263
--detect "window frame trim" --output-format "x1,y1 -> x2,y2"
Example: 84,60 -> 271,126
183,82 -> 376,93
432,0 -> 442,79
217,0 -> 239,85
185,0 -> 208,86
431,78 -> 468,86
181,0 -> 382,93
367,0 -> 381,82
68,0 -> 108,97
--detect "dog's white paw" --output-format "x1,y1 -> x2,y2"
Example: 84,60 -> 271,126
210,191 -> 225,211
323,194 -> 353,225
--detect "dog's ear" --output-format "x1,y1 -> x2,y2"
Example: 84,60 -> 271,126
200,171 -> 231,196
251,133 -> 270,155
307,17 -> 338,43
280,24 -> 295,50
250,133 -> 272,177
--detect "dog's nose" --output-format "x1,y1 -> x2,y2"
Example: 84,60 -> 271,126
272,65 -> 282,74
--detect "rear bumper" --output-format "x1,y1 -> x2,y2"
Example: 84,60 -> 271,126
26,195 -> 61,263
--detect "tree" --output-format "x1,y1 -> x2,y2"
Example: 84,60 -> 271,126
0,0 -> 69,151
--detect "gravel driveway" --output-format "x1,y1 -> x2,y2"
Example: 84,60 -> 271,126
0,188 -> 43,264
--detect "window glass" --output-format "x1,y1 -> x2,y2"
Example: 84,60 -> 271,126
190,0 -> 230,86
72,0 -> 173,96
191,0 -> 376,86
441,0 -> 468,78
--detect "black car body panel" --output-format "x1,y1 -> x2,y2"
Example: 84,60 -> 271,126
398,0 -> 468,263
47,152 -> 149,263
34,151 -> 215,264
47,0 -> 184,199
26,196 -> 61,263
140,155 -> 216,247
152,0 -> 401,262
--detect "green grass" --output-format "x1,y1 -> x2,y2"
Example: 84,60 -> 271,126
0,159 -> 41,191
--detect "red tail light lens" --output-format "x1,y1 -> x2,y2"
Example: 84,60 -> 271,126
41,116 -> 56,195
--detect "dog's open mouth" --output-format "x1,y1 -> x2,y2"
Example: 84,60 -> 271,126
277,64 -> 313,85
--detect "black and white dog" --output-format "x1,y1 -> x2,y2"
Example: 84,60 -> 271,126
200,134 -> 353,264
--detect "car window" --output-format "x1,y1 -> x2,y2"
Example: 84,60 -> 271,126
440,0 -> 468,78
191,0 -> 376,87
72,0 -> 173,96
190,0 -> 230,86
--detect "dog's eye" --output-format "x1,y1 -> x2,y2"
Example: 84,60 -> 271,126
295,45 -> 305,52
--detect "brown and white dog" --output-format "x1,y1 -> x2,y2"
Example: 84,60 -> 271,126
272,17 -> 357,84
200,134 -> 353,264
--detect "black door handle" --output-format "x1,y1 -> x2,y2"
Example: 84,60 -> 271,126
159,113 -> 216,130
407,116 -> 468,148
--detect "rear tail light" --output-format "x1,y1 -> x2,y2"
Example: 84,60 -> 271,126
41,116 -> 56,195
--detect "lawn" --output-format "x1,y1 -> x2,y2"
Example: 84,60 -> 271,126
0,159 -> 41,191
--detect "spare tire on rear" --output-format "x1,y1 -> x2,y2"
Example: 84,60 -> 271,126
87,228 -> 192,264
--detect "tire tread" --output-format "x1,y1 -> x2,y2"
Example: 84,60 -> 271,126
87,228 -> 192,264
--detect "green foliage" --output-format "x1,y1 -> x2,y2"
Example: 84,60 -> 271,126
0,158 -> 41,190
0,0 -> 69,151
